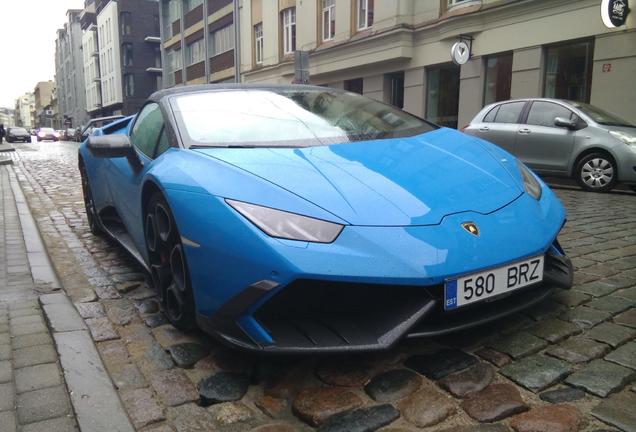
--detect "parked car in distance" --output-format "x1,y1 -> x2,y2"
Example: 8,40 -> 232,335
6,127 -> 32,143
36,127 -> 60,142
63,128 -> 77,141
78,84 -> 573,353
464,98 -> 636,193
77,115 -> 125,142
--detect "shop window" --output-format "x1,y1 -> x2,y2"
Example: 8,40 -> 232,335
387,72 -> 404,109
483,52 -> 512,106
344,78 -> 363,94
254,23 -> 263,64
322,0 -> 336,41
282,8 -> 296,55
426,64 -> 460,128
544,40 -> 593,103
357,0 -> 374,30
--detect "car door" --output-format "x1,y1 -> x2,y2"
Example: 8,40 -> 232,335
106,103 -> 172,251
470,101 -> 526,154
515,101 -> 576,173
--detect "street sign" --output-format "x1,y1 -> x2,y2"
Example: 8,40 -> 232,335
601,0 -> 630,28
294,50 -> 310,84
451,41 -> 470,65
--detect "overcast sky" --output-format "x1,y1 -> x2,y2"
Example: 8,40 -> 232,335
0,0 -> 85,108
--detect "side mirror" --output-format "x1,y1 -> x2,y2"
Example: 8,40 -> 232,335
87,134 -> 134,158
554,117 -> 577,130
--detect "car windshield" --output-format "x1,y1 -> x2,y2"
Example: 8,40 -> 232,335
40,128 -> 54,133
13,128 -> 28,134
171,88 -> 436,148
569,101 -> 634,128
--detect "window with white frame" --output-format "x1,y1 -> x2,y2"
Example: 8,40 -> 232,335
186,38 -> 204,65
447,0 -> 477,7
357,0 -> 373,30
209,24 -> 235,57
322,0 -> 335,41
254,23 -> 263,64
282,8 -> 296,54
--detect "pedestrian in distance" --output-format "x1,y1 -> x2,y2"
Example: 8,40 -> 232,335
0,124 -> 5,144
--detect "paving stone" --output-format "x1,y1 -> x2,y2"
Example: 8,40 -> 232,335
21,417 -> 78,432
587,296 -> 634,314
399,383 -> 456,427
510,404 -> 583,432
461,383 -> 528,422
16,386 -> 70,424
617,287 -> 636,301
292,387 -> 363,426
316,357 -> 371,387
487,332 -> 547,359
74,302 -> 105,319
364,369 -> 420,402
437,426 -> 512,432
565,359 -> 635,397
316,404 -> 400,432
11,333 -> 52,349
167,403 -> 216,432
438,362 -> 494,397
166,342 -> 209,369
546,336 -> 611,363
0,382 -> 14,411
136,299 -> 160,314
591,390 -> 636,432
14,363 -> 61,393
121,387 -> 165,429
13,344 -> 57,369
143,313 -> 168,328
0,333 -> 8,345
574,281 -> 617,297
150,368 -> 198,407
475,347 -> 511,367
198,372 -> 250,406
0,360 -> 11,382
97,339 -> 130,367
10,315 -> 45,327
605,341 -> 636,370
85,317 -> 118,342
562,306 -> 611,329
585,322 -> 636,348
528,319 -> 581,343
539,387 -> 586,404
110,363 -> 147,390
0,344 -> 10,361
152,325 -> 199,349
255,394 -> 287,418
500,354 -> 572,392
10,320 -> 47,336
0,411 -> 16,432
249,424 -> 296,432
263,361 -> 310,400
103,299 -> 138,326
208,401 -> 253,426
115,281 -> 141,294
137,341 -> 175,374
405,348 -> 478,380
614,308 -> 636,328
524,300 -> 565,321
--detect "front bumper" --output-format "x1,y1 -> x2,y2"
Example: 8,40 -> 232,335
197,249 -> 573,353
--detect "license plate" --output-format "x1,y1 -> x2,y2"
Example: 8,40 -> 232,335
444,255 -> 544,310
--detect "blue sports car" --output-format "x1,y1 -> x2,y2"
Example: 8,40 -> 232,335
79,84 -> 573,352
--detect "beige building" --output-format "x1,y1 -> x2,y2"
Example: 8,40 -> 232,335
239,0 -> 636,127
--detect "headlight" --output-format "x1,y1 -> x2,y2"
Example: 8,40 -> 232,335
609,130 -> 636,146
517,161 -> 542,200
226,199 -> 344,243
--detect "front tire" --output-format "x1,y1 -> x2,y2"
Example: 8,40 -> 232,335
575,153 -> 617,193
145,193 -> 196,330
79,163 -> 103,236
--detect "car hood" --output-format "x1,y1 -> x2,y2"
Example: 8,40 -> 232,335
192,128 -> 523,226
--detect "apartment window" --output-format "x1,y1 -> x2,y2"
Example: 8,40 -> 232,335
387,72 -> 404,109
153,46 -> 161,68
344,78 -> 363,94
209,24 -> 235,57
173,48 -> 182,69
426,64 -> 460,129
322,0 -> 336,41
544,40 -> 593,103
122,43 -> 133,67
282,8 -> 296,55
254,23 -> 263,64
357,0 -> 374,30
448,0 -> 475,7
186,38 -> 204,65
483,52 -> 513,106
124,74 -> 135,97
120,12 -> 132,36
162,0 -> 182,40
184,0 -> 203,12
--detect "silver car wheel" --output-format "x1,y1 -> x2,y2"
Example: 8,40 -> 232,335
581,158 -> 614,189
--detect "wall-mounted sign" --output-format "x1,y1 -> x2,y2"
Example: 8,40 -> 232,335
601,0 -> 630,28
602,63 -> 612,72
451,40 -> 471,65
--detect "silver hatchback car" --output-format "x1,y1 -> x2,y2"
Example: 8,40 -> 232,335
464,98 -> 636,193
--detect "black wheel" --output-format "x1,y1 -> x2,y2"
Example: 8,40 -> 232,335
145,192 -> 196,330
575,153 -> 617,193
79,163 -> 103,236
629,185 -> 636,194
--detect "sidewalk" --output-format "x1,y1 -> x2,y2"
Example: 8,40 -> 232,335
0,163 -> 134,432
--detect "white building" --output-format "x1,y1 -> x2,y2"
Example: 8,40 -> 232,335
14,93 -> 35,129
83,25 -> 103,113
97,1 -> 123,111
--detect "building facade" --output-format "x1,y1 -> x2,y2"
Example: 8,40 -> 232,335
55,10 -> 89,129
0,108 -> 15,128
81,0 -> 104,116
14,93 -> 35,129
160,0 -> 237,87
94,0 -> 162,116
33,81 -> 56,128
238,0 -> 636,127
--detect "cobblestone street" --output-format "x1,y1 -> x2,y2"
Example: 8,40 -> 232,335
6,140 -> 636,432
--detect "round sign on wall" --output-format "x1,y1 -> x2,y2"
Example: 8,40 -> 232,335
451,41 -> 471,66
601,0 -> 630,28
